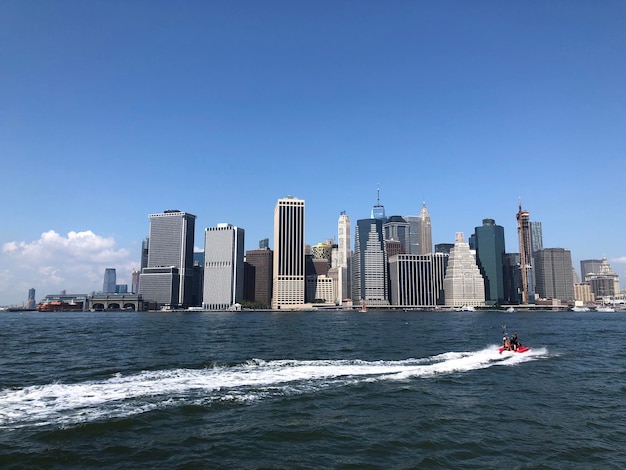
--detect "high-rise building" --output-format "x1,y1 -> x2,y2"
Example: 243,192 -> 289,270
580,259 -> 603,281
244,248 -> 273,308
584,257 -> 620,298
272,197 -> 305,309
26,288 -> 36,309
131,270 -> 140,294
103,268 -> 116,293
530,221 -> 543,252
203,224 -> 245,310
516,201 -> 534,304
141,237 -> 149,270
503,253 -> 523,304
435,243 -> 454,255
443,232 -> 485,307
139,210 -> 196,307
534,248 -> 575,302
383,216 -> 410,254
352,218 -> 389,306
337,212 -> 351,304
388,254 -> 434,306
474,219 -> 506,306
416,202 -> 433,255
259,238 -> 269,250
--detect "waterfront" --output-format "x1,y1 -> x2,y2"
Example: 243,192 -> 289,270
1,310 -> 625,469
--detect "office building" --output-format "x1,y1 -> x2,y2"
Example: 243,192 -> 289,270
103,268 -> 116,294
244,248 -> 273,308
443,232 -> 485,307
503,253 -> 523,304
337,212 -> 351,304
26,288 -> 36,309
203,224 -> 245,310
404,215 -> 419,254
584,257 -> 620,298
131,270 -> 140,294
534,248 -> 575,302
580,259 -> 603,281
272,197 -> 306,309
383,216 -> 410,254
139,210 -> 196,308
371,185 -> 386,221
388,254 -> 434,306
474,219 -> 506,306
352,218 -> 389,306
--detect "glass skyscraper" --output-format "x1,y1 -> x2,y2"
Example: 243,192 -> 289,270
352,218 -> 389,306
474,219 -> 506,306
103,268 -> 116,293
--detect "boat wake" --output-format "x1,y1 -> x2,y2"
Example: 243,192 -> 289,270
0,346 -> 548,429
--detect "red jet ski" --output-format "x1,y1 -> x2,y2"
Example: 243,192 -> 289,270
499,326 -> 529,353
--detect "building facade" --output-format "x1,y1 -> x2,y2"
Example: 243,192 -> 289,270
352,218 -> 389,306
337,211 -> 352,304
244,248 -> 273,308
443,232 -> 485,307
474,218 -> 506,306
272,197 -> 306,309
388,254 -> 434,307
139,210 -> 196,308
533,248 -> 575,302
203,224 -> 245,310
516,202 -> 534,304
416,202 -> 433,255
103,268 -> 116,293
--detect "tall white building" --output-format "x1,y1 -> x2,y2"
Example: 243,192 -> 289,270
272,196 -> 305,309
417,202 -> 433,255
443,232 -> 485,307
203,223 -> 245,310
337,211 -> 351,304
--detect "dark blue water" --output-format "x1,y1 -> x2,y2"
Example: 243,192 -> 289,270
1,311 -> 625,469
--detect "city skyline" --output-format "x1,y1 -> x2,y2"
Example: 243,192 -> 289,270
2,2 -> 626,304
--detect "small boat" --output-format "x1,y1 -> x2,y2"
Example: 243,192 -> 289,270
359,300 -> 367,313
596,305 -> 615,312
506,307 -> 516,313
499,345 -> 530,354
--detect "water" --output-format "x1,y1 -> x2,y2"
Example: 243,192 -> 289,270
1,310 -> 625,469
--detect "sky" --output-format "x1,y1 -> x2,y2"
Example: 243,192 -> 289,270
1,1 -> 625,305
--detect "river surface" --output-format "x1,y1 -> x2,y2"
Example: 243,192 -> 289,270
1,310 -> 624,469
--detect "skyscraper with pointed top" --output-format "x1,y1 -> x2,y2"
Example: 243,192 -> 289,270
371,184 -> 386,222
417,202 -> 432,255
516,201 -> 535,304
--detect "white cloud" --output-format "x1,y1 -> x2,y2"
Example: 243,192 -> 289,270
611,256 -> 626,264
1,230 -> 137,306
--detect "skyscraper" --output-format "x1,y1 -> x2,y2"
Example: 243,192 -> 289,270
474,218 -> 506,306
140,209 -> 196,307
584,257 -> 620,298
383,216 -> 410,254
443,232 -> 485,308
403,215 -> 420,254
272,196 -> 305,309
417,202 -> 433,255
371,185 -> 386,221
352,218 -> 389,306
244,248 -> 273,308
337,211 -> 351,304
534,248 -> 575,302
203,223 -> 245,310
103,268 -> 116,293
516,201 -> 534,304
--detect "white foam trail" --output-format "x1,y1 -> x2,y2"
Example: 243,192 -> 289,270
0,346 -> 549,429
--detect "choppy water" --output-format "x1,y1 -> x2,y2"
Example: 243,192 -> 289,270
0,310 -> 624,469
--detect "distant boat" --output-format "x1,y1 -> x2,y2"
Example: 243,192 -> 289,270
571,306 -> 590,312
596,305 -> 616,312
455,305 -> 476,312
360,300 -> 367,313
506,307 -> 516,313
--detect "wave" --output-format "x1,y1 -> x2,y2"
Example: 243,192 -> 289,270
0,345 -> 548,429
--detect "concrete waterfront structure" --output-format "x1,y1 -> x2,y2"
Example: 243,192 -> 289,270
202,223 -> 245,311
443,232 -> 485,307
474,219 -> 506,306
272,196 -> 306,309
352,218 -> 389,306
534,248 -> 575,302
139,210 -> 196,308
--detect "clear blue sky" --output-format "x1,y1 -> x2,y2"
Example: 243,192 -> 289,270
2,1 -> 625,304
